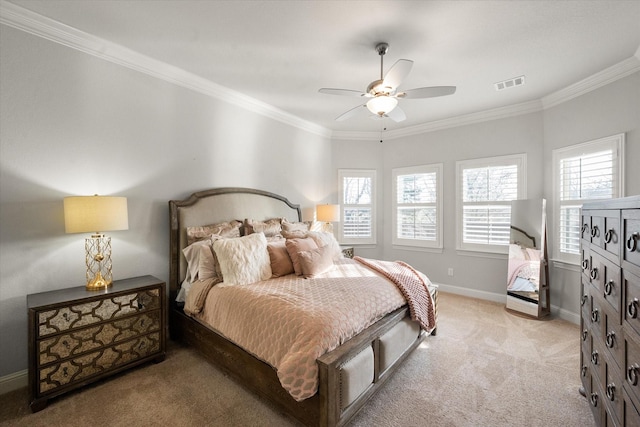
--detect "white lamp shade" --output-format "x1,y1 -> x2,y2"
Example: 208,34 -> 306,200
64,196 -> 129,234
366,96 -> 398,115
316,204 -> 340,222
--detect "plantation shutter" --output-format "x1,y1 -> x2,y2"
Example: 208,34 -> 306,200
339,170 -> 376,244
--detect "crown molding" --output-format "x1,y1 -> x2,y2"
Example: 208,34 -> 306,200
0,1 -> 332,138
1,1 -> 637,142
541,55 -> 640,109
332,99 -> 544,141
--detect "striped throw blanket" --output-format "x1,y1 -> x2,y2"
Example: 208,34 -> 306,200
354,256 -> 436,333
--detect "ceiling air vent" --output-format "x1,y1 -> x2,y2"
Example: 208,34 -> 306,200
494,75 -> 525,91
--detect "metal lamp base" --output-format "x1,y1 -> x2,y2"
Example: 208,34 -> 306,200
85,234 -> 113,291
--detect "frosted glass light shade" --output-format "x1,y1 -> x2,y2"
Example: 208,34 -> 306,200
64,196 -> 128,234
366,96 -> 398,116
316,204 -> 340,222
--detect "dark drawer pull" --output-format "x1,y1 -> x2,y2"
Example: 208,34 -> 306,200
581,365 -> 588,377
628,232 -> 639,252
582,224 -> 589,236
606,331 -> 615,348
581,294 -> 588,306
590,393 -> 598,407
628,299 -> 639,319
591,226 -> 599,238
606,383 -> 615,401
582,330 -> 588,341
590,268 -> 598,280
591,309 -> 599,323
604,280 -> 613,296
604,229 -> 614,244
591,350 -> 599,365
582,259 -> 589,271
627,364 -> 639,386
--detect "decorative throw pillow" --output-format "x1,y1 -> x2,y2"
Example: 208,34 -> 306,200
306,231 -> 344,261
182,239 -> 216,282
213,233 -> 272,286
244,218 -> 283,237
281,219 -> 312,233
298,245 -> 335,278
281,229 -> 308,239
267,240 -> 294,277
285,237 -> 319,276
184,277 -> 221,316
186,220 -> 242,245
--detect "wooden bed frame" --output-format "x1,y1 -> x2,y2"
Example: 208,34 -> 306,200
169,187 -> 437,427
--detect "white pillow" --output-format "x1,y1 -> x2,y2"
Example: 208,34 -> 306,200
306,231 -> 344,261
212,233 -> 272,286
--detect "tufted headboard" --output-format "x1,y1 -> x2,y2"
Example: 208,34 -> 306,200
168,187 -> 301,299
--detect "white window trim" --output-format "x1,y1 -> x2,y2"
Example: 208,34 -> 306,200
338,169 -> 376,245
455,153 -> 527,254
392,163 -> 443,249
551,133 -> 625,264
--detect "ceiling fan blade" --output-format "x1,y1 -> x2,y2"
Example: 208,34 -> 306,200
384,105 -> 407,122
319,88 -> 367,97
382,59 -> 413,90
397,86 -> 457,99
336,104 -> 368,121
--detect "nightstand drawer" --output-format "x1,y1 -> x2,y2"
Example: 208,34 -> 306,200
38,331 -> 161,394
38,311 -> 161,365
37,288 -> 161,338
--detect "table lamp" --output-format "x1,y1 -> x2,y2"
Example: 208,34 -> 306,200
316,204 -> 340,233
64,195 -> 128,290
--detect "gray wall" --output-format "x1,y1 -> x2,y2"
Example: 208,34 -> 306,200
0,26 -> 332,377
332,71 -> 639,320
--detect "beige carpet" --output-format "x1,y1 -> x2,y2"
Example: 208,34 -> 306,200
0,292 -> 595,427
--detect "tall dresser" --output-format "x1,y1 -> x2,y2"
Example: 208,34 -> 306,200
581,195 -> 640,426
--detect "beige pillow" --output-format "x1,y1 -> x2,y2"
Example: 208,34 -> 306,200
306,231 -> 344,261
182,239 -> 216,282
244,218 -> 282,237
184,277 -> 220,316
186,220 -> 242,245
267,240 -> 294,277
282,219 -> 313,233
213,233 -> 272,286
298,245 -> 335,278
285,237 -> 319,276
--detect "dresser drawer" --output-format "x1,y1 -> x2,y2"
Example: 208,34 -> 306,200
624,332 -> 640,405
36,288 -> 161,338
38,331 -> 161,395
590,252 -> 623,315
623,387 -> 640,427
38,311 -> 161,365
604,309 -> 624,370
604,355 -> 623,424
623,209 -> 640,276
624,270 -> 640,337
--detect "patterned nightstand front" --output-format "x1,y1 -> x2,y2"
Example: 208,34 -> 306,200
341,246 -> 354,259
28,275 -> 166,412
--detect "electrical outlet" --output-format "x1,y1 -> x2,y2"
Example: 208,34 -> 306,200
448,268 -> 454,277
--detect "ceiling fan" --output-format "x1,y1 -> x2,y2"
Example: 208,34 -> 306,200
319,42 -> 456,122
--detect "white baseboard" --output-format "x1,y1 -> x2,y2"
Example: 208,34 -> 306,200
0,369 -> 27,395
434,282 -> 580,325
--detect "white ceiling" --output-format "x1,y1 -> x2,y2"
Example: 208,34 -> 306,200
6,0 -> 640,134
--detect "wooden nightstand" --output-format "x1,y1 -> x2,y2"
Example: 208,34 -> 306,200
341,246 -> 354,259
27,275 -> 166,412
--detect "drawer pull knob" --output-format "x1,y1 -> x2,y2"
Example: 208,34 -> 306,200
591,226 -> 599,238
606,383 -> 615,401
591,309 -> 599,323
63,367 -> 68,377
591,350 -> 599,365
627,364 -> 639,386
581,365 -> 587,377
62,340 -> 70,349
63,312 -> 69,321
590,393 -> 598,407
628,232 -> 639,252
604,280 -> 614,296
606,332 -> 615,348
581,294 -> 588,306
628,299 -> 639,319
582,259 -> 589,270
604,229 -> 614,244
590,268 -> 598,280
582,224 -> 589,236
582,330 -> 588,341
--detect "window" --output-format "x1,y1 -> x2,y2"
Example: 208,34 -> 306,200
553,134 -> 624,263
392,164 -> 443,249
456,154 -> 526,253
339,169 -> 376,245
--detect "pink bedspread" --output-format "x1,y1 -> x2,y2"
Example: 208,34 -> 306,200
195,258 -> 411,401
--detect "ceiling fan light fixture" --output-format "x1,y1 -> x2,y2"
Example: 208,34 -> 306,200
366,95 -> 398,116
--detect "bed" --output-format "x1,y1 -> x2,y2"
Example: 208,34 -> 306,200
168,187 -> 438,427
